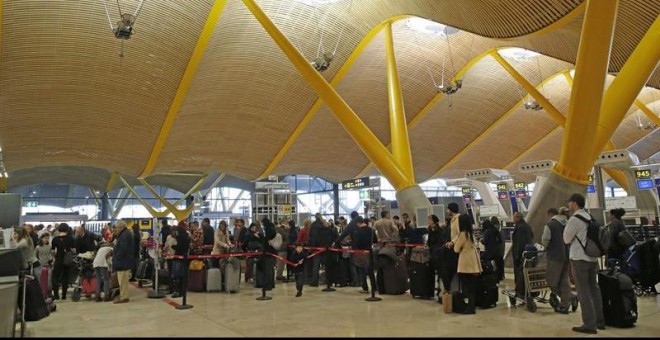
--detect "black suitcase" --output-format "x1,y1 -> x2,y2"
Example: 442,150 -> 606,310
17,277 -> 50,322
409,262 -> 434,298
136,258 -> 154,280
476,272 -> 498,309
598,270 -> 637,328
376,255 -> 409,295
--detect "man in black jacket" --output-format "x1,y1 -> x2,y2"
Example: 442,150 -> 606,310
75,225 -> 100,254
112,220 -> 135,304
511,211 -> 534,298
201,218 -> 214,255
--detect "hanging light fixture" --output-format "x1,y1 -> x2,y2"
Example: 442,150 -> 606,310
101,0 -> 147,58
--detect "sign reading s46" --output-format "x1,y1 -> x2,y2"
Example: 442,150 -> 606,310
634,169 -> 651,179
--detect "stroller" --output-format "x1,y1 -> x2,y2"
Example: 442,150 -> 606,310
619,243 -> 658,297
71,251 -> 96,302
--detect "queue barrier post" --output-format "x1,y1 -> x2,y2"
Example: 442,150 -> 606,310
175,255 -> 193,310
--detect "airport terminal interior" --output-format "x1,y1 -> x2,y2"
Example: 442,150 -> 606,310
0,0 -> 659,337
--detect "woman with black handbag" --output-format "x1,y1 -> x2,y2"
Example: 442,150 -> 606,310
51,223 -> 75,300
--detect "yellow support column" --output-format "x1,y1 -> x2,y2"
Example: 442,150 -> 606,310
384,23 -> 415,182
554,0 -> 619,184
137,178 -> 193,221
117,175 -> 165,218
241,0 -> 411,190
590,16 -> 660,161
0,177 -> 7,192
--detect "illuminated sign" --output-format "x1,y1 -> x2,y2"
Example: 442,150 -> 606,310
498,192 -> 509,199
587,184 -> 596,193
588,174 -> 594,183
25,201 -> 38,208
515,190 -> 527,198
497,183 -> 507,192
636,179 -> 654,190
634,169 -> 651,179
514,182 -> 526,190
461,187 -> 472,195
340,177 -> 370,190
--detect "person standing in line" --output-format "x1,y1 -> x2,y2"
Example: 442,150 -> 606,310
443,202 -> 461,293
454,214 -> 482,314
542,207 -> 571,314
563,193 -> 605,334
112,220 -> 135,304
201,218 -> 215,255
93,242 -> 114,302
373,210 -> 399,244
275,218 -> 290,281
511,211 -> 533,299
51,223 -> 75,300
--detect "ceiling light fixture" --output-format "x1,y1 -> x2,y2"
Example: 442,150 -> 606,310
101,0 -> 147,58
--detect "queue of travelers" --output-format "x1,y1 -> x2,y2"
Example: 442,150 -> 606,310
6,192 -> 649,335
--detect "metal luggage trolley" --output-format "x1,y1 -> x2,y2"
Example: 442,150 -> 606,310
503,249 -> 552,312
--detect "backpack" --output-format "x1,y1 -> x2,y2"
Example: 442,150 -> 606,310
574,214 -> 610,257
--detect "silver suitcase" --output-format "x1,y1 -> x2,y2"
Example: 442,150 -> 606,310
224,257 -> 241,293
206,268 -> 222,292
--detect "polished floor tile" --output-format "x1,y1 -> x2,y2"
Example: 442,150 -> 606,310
26,277 -> 660,337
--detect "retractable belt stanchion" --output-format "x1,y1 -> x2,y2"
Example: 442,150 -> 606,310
175,255 -> 193,310
256,250 -> 272,301
322,247 -> 336,292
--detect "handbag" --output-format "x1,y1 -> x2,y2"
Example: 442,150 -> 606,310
63,250 -> 76,267
617,229 -> 636,248
411,246 -> 430,264
189,259 -> 205,271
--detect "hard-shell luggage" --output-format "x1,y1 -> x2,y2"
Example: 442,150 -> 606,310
223,257 -> 241,293
206,268 -> 222,292
376,255 -> 409,295
409,261 -> 434,298
476,272 -> 498,309
598,269 -> 637,328
187,269 -> 206,292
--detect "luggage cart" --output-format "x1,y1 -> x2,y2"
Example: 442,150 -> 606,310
503,250 -> 577,312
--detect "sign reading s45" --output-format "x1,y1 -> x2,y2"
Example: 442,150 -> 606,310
514,182 -> 525,190
634,169 -> 651,179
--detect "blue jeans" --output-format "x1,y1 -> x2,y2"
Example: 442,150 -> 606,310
94,267 -> 110,298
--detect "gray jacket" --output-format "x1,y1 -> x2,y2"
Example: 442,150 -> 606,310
542,214 -> 568,262
563,209 -> 597,262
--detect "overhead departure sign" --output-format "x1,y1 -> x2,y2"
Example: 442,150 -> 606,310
514,182 -> 526,190
340,177 -> 370,190
461,187 -> 472,195
497,183 -> 507,192
634,169 -> 651,179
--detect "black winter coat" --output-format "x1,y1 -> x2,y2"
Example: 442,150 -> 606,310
112,228 -> 135,271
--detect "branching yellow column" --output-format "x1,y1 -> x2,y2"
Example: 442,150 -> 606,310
137,178 -> 194,222
117,175 -> 168,218
385,23 -> 415,182
590,16 -> 660,162
635,100 -> 660,127
241,0 -> 412,190
554,0 -> 619,184
0,177 -> 7,192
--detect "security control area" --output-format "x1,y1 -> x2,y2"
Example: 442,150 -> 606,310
0,0 -> 659,337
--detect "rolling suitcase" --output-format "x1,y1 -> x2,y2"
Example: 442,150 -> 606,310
476,271 -> 498,308
17,276 -> 50,322
377,255 -> 409,295
188,269 -> 206,292
82,276 -> 96,296
206,268 -> 222,292
409,261 -> 434,298
136,259 -> 154,280
598,269 -> 637,327
224,257 -> 241,293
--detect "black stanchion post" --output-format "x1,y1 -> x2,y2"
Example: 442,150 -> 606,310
175,256 -> 193,309
322,248 -> 336,292
256,251 -> 272,301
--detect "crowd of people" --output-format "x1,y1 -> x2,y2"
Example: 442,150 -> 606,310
5,191 -> 652,334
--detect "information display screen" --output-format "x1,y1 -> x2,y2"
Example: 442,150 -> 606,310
514,182 -> 525,190
636,179 -> 654,190
462,187 -> 472,195
340,177 -> 370,190
497,183 -> 507,192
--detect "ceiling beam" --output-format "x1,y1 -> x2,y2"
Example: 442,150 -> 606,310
139,0 -> 228,177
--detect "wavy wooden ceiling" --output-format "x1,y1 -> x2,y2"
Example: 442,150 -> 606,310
0,0 -> 657,190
